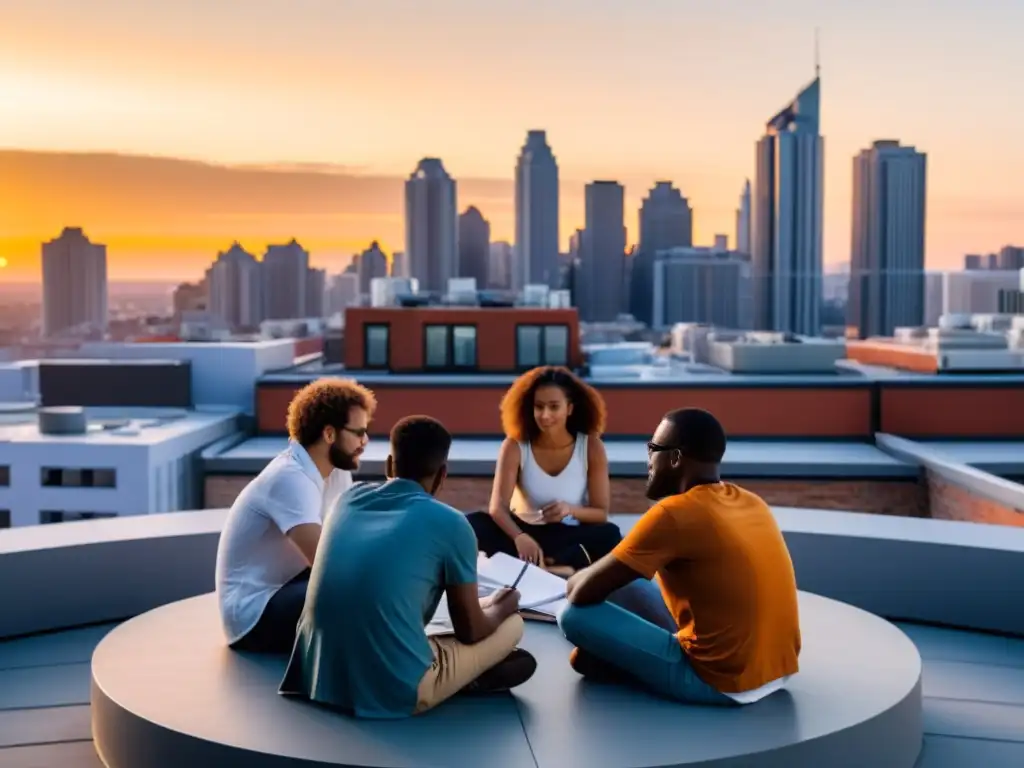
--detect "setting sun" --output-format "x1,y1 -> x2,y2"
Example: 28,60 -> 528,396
0,257 -> 9,269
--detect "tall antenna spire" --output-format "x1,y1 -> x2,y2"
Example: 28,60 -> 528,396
814,27 -> 821,78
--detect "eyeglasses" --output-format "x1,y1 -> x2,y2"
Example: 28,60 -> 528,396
647,441 -> 678,455
341,426 -> 369,438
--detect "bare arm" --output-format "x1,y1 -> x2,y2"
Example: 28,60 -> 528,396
446,584 -> 520,644
567,501 -> 683,606
569,434 -> 611,524
565,554 -> 642,606
286,523 -> 322,565
487,438 -> 527,540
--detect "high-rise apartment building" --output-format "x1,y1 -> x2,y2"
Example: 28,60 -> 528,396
405,158 -> 458,294
515,130 -> 560,288
848,140 -> 928,338
752,75 -> 824,336
458,207 -> 491,288
41,227 -> 108,337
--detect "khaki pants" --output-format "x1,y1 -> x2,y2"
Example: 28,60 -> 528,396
414,614 -> 524,714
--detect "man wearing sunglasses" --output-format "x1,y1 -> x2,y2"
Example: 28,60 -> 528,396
558,407 -> 800,706
216,377 -> 376,653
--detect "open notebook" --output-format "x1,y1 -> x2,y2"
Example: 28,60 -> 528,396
427,553 -> 568,636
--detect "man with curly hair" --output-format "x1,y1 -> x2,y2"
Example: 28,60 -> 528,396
215,377 -> 376,653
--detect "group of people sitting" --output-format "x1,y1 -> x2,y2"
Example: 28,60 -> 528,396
214,366 -> 802,720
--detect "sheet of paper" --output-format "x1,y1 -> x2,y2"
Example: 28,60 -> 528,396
478,552 -> 567,615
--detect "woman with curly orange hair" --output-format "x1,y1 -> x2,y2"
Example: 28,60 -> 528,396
467,366 -> 622,573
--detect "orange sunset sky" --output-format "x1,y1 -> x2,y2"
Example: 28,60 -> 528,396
1,1 -> 1022,281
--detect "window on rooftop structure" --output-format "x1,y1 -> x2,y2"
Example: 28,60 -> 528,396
39,467 -> 118,488
364,323 -> 390,369
424,325 -> 449,368
451,325 -> 477,368
0,510 -> 10,528
516,325 -> 543,369
91,468 -> 117,488
39,510 -> 64,524
41,468 -> 61,487
543,325 -> 569,366
0,465 -> 8,486
423,324 -> 477,370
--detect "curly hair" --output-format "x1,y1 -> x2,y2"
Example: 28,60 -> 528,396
499,366 -> 606,443
286,377 -> 377,447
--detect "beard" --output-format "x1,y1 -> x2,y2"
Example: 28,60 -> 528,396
645,469 -> 679,501
328,441 -> 360,471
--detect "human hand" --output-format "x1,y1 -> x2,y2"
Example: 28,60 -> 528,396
514,533 -> 544,565
482,586 -> 515,607
540,501 -> 571,523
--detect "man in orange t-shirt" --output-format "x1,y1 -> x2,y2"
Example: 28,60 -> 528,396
558,407 -> 801,705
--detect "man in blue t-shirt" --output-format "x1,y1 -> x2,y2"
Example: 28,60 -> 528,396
280,415 -> 536,718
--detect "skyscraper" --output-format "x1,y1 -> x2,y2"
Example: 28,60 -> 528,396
41,227 -> 108,337
752,76 -> 824,336
848,140 -> 928,339
735,180 -> 752,255
405,158 -> 458,294
262,239 -> 310,319
638,181 -> 693,252
515,130 -> 560,288
357,241 -> 389,295
630,182 -> 693,325
578,181 -> 626,322
458,206 -> 491,288
207,243 -> 262,330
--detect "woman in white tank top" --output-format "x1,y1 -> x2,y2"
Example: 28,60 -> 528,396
467,367 -> 623,573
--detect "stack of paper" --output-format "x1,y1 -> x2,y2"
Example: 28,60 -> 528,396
476,552 -> 567,618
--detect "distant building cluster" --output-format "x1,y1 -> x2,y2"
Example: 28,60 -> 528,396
26,71 -> 1024,351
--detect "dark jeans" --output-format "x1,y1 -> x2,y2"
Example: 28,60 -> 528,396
231,568 -> 311,654
466,511 -> 623,570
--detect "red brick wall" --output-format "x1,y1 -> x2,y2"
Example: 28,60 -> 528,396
256,383 -> 874,439
926,471 -> 1024,527
204,475 -> 927,517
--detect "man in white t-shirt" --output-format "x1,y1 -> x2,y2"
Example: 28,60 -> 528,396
215,377 -> 377,653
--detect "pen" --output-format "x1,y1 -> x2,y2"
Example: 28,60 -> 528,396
509,562 -> 529,589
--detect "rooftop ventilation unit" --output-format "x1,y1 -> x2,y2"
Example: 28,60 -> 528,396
38,406 -> 88,435
397,294 -> 431,307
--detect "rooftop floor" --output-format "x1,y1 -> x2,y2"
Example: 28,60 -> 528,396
1,617 -> 1022,767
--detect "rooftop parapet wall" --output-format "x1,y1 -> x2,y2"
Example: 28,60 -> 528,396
876,433 -> 1024,528
255,376 -> 1024,440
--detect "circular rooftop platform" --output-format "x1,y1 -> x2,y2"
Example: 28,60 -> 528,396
91,592 -> 923,768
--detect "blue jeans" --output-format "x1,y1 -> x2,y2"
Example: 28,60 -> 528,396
558,579 -> 735,706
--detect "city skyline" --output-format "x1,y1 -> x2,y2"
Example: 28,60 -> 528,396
3,2 -> 1023,281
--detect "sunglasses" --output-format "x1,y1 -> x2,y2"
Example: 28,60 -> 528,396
341,426 -> 369,438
